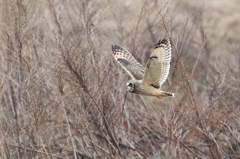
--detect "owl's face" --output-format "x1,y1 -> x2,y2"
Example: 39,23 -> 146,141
126,82 -> 134,92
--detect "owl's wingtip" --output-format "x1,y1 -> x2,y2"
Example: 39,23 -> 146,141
155,38 -> 170,49
156,38 -> 170,48
112,45 -> 116,50
112,45 -> 118,54
112,45 -> 122,53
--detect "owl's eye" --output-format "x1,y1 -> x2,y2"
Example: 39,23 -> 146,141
128,83 -> 132,87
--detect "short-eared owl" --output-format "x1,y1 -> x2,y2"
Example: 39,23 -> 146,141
112,39 -> 174,99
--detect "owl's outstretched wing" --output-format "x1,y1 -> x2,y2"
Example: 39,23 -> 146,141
112,45 -> 145,80
142,39 -> 172,88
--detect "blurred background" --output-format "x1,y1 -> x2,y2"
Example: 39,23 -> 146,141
0,0 -> 239,158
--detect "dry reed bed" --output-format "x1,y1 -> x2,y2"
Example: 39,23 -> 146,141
0,0 -> 239,158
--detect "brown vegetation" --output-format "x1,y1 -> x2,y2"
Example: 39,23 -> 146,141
0,0 -> 239,158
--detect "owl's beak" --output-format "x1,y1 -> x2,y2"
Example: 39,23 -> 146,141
126,85 -> 131,91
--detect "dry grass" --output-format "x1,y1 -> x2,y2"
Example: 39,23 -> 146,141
0,0 -> 240,158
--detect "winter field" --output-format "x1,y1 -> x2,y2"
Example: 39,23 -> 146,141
0,0 -> 240,158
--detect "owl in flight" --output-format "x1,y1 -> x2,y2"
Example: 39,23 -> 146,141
112,38 -> 174,99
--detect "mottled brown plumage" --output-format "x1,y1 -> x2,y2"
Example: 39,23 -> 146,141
112,39 -> 174,99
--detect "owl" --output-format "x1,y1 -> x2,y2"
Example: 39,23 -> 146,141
112,38 -> 174,99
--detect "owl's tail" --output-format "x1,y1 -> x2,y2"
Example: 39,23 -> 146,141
165,92 -> 174,97
157,91 -> 174,99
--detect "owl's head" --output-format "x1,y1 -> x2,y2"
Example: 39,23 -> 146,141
126,82 -> 135,92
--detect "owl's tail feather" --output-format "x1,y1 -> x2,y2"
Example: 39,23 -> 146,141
165,92 -> 174,97
157,92 -> 174,99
